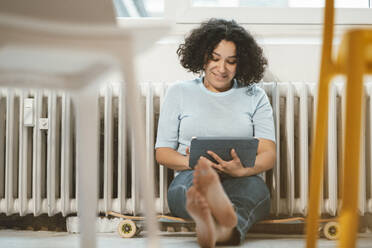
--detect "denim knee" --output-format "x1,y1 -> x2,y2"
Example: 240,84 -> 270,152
167,170 -> 194,219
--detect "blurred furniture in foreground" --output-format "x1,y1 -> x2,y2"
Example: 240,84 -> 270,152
306,0 -> 372,248
0,1 -> 170,247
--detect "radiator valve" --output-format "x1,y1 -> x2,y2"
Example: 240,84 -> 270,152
39,118 -> 49,130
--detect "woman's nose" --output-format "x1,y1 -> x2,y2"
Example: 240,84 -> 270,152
218,61 -> 226,73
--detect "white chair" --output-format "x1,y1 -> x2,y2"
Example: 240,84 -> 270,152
0,1 -> 170,247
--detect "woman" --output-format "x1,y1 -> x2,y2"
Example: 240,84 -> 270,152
155,18 -> 276,247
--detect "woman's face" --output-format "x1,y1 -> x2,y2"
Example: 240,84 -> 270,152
203,40 -> 237,92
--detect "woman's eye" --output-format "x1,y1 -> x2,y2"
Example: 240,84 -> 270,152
227,60 -> 237,65
211,57 -> 219,61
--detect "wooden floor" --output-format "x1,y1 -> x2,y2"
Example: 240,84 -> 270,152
1,230 -> 372,248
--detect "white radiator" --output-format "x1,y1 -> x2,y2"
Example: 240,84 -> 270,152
0,89 -> 75,216
1,82 -> 372,217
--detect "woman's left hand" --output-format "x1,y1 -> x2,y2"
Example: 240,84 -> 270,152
206,149 -> 249,177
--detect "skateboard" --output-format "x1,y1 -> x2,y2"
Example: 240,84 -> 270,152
108,211 -> 339,240
257,217 -> 340,240
107,211 -> 195,238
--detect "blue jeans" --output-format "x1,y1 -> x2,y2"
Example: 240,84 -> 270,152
167,170 -> 271,244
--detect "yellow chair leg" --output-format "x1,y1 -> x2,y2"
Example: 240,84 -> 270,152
338,30 -> 365,248
306,1 -> 337,246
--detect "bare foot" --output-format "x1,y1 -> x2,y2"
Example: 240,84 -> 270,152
193,157 -> 237,228
186,186 -> 216,248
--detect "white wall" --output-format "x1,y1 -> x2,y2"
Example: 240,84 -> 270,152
133,23 -> 372,84
135,39 -> 323,83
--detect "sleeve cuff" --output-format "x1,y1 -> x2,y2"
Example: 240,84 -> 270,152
155,141 -> 178,150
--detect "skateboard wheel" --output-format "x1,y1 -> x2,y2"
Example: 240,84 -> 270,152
323,221 -> 340,240
118,219 -> 137,238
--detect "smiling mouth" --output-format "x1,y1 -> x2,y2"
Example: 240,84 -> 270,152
212,72 -> 227,80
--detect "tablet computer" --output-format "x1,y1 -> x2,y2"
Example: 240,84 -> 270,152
189,137 -> 259,169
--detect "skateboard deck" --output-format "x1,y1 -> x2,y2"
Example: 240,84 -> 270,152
107,211 -> 339,240
256,217 -> 339,240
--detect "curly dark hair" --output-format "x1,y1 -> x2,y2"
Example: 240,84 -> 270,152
177,18 -> 267,86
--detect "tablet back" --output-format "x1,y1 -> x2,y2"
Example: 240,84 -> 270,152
189,137 -> 258,169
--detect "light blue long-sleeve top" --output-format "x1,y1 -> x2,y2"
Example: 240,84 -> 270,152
155,77 -> 276,157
